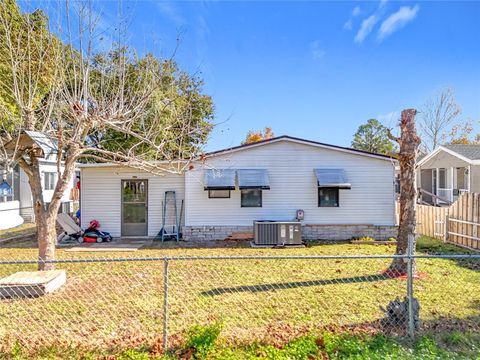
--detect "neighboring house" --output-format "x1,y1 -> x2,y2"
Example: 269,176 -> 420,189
79,136 -> 397,241
0,131 -> 77,230
416,144 -> 480,205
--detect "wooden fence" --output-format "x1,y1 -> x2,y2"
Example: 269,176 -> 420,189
417,204 -> 448,240
416,193 -> 480,250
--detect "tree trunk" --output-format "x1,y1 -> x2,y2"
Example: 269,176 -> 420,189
389,109 -> 420,275
20,156 -> 58,270
36,212 -> 57,271
16,144 -> 80,270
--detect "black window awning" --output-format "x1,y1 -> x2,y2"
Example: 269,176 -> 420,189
204,169 -> 236,190
237,169 -> 270,190
314,169 -> 351,189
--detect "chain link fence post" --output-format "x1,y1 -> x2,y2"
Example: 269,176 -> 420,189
407,234 -> 415,339
163,259 -> 169,349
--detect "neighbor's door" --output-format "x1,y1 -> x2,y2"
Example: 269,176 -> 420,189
121,180 -> 148,236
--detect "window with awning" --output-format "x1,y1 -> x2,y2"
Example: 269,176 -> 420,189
237,169 -> 270,190
314,169 -> 351,189
203,169 -> 236,190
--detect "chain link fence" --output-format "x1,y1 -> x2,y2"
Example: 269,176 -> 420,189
0,254 -> 479,355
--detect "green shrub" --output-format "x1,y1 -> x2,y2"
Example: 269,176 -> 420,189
321,332 -> 410,359
185,322 -> 222,359
444,331 -> 466,346
9,341 -> 25,359
116,349 -> 150,360
258,336 -> 319,359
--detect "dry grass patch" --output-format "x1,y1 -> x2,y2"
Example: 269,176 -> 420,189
0,237 -> 478,355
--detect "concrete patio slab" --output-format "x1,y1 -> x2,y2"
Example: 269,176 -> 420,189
0,270 -> 66,298
65,239 -> 152,252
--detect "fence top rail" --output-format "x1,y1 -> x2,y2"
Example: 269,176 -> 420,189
0,254 -> 479,265
448,218 -> 480,227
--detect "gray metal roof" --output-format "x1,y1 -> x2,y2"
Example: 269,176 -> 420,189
443,144 -> 480,160
314,168 -> 351,189
204,169 -> 236,190
237,169 -> 270,190
24,131 -> 58,157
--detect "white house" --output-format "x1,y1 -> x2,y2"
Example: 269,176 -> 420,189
416,144 -> 480,205
79,136 -> 397,241
0,131 -> 77,230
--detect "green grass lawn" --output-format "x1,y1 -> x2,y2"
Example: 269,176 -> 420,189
0,236 -> 478,357
0,223 -> 36,240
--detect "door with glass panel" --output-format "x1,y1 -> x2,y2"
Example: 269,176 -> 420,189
121,180 -> 148,236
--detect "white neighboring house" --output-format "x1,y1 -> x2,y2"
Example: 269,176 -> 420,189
79,136 -> 398,241
416,144 -> 480,205
0,131 -> 77,230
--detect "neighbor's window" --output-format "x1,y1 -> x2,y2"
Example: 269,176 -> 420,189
318,188 -> 339,207
241,189 -> 262,207
44,172 -> 56,190
208,189 -> 231,198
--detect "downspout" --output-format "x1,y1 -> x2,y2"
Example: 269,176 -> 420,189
468,165 -> 471,192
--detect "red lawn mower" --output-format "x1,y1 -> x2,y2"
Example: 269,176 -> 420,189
81,219 -> 113,243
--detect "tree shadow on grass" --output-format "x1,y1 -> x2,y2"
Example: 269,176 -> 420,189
201,273 -> 391,296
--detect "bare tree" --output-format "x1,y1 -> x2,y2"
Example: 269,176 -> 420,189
0,1 -> 211,270
418,87 -> 461,153
388,109 -> 420,275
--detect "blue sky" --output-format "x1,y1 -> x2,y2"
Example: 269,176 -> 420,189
30,0 -> 480,152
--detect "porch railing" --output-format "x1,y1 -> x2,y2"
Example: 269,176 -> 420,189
437,188 -> 453,202
417,188 -> 452,206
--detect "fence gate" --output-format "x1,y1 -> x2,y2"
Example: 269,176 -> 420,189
416,204 -> 447,240
434,219 -> 445,239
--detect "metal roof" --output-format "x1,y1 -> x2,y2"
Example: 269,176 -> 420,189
314,168 -> 351,189
203,169 -> 236,190
24,131 -> 58,157
78,135 -> 397,168
237,169 -> 270,190
204,135 -> 395,161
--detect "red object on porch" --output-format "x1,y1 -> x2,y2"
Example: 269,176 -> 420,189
83,237 -> 97,243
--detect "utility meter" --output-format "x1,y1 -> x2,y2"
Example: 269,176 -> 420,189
296,209 -> 304,221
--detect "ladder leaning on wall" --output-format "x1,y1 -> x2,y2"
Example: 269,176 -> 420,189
161,191 -> 183,242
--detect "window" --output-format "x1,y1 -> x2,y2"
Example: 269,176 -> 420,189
318,188 -> 339,207
241,189 -> 262,207
208,189 -> 231,198
44,172 -> 56,190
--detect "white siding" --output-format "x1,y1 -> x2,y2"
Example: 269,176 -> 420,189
18,161 -> 75,222
39,162 -> 74,203
80,167 -> 184,237
185,141 -> 396,226
420,150 -> 470,169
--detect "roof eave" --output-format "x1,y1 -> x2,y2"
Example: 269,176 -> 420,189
204,135 -> 395,162
417,145 -> 476,167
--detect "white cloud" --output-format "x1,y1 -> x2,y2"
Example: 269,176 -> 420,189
354,14 -> 378,44
378,5 -> 420,41
344,5 -> 361,31
309,40 -> 326,60
352,5 -> 361,17
343,19 -> 353,30
156,2 -> 185,27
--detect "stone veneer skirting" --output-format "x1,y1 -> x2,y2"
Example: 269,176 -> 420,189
182,224 -> 398,242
